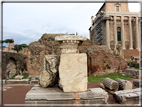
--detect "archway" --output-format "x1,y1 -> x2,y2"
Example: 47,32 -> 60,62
6,57 -> 16,79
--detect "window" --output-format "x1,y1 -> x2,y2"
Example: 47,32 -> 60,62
117,32 -> 121,41
116,6 -> 119,11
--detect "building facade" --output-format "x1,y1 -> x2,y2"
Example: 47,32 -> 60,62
89,1 -> 140,52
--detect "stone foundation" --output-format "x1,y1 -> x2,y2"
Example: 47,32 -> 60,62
25,85 -> 108,104
125,69 -> 139,78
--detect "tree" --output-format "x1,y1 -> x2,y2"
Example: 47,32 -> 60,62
21,44 -> 28,48
12,44 -> 22,53
2,39 -> 14,51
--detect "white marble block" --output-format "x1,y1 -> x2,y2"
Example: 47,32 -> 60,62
59,53 -> 88,92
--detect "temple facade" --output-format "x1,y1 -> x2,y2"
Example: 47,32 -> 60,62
89,1 -> 140,51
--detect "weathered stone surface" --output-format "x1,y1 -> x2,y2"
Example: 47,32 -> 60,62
39,55 -> 59,88
133,79 -> 141,87
113,88 -> 140,104
6,79 -> 29,84
55,35 -> 87,54
55,35 -> 87,41
115,78 -> 132,90
3,80 -> 6,85
79,43 -> 127,77
28,75 -> 39,81
103,78 -> 119,91
25,86 -> 108,104
59,53 -> 87,92
27,34 -> 64,76
100,83 -> 105,89
15,75 -> 23,80
25,86 -> 75,101
125,69 -> 139,78
2,52 -> 27,79
30,80 -> 39,84
78,88 -> 108,104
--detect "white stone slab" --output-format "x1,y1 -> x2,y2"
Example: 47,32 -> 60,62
59,53 -> 88,92
6,79 -> 29,84
55,35 -> 87,41
15,75 -> 23,80
89,88 -> 106,93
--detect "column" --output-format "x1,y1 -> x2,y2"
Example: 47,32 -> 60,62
121,16 -> 125,49
114,15 -> 117,50
106,19 -> 110,49
136,16 -> 140,51
129,16 -> 133,49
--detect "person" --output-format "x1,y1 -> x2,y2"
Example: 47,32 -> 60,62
131,56 -> 134,61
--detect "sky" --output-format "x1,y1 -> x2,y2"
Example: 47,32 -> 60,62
2,1 -> 141,46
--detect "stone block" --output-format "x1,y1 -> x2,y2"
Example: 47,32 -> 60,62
25,86 -> 75,101
3,80 -> 6,85
78,88 -> 108,104
39,55 -> 59,87
59,53 -> 87,92
14,75 -> 23,80
6,79 -> 29,84
133,79 -> 141,87
30,80 -> 39,84
25,86 -> 108,104
113,88 -> 140,104
125,69 -> 139,78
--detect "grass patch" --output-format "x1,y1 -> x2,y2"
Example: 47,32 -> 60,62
135,68 -> 139,70
23,74 -> 28,79
88,73 -> 132,82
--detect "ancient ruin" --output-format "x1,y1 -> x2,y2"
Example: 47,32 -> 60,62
55,35 -> 88,92
39,55 -> 59,87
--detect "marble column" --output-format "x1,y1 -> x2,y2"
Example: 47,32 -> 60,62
114,15 -> 117,50
121,16 -> 125,49
129,16 -> 133,49
136,16 -> 140,51
106,19 -> 110,49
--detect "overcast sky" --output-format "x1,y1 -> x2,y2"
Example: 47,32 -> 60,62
3,1 -> 140,46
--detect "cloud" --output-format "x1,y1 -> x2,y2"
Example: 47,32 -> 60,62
3,2 -> 140,46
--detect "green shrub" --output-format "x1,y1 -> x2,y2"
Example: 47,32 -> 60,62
23,74 -> 28,79
106,64 -> 111,69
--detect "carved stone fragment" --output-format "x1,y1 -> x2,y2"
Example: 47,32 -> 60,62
55,35 -> 87,54
113,88 -> 140,104
39,55 -> 59,88
115,78 -> 132,90
103,78 -> 119,91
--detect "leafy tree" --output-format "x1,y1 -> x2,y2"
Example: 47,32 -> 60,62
4,39 -> 14,43
12,44 -> 22,52
21,44 -> 28,48
2,39 -> 14,51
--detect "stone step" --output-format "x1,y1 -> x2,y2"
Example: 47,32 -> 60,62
30,80 -> 39,84
6,79 -> 29,84
133,79 -> 142,87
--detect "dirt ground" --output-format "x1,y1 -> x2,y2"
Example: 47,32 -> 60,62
2,79 -> 139,105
